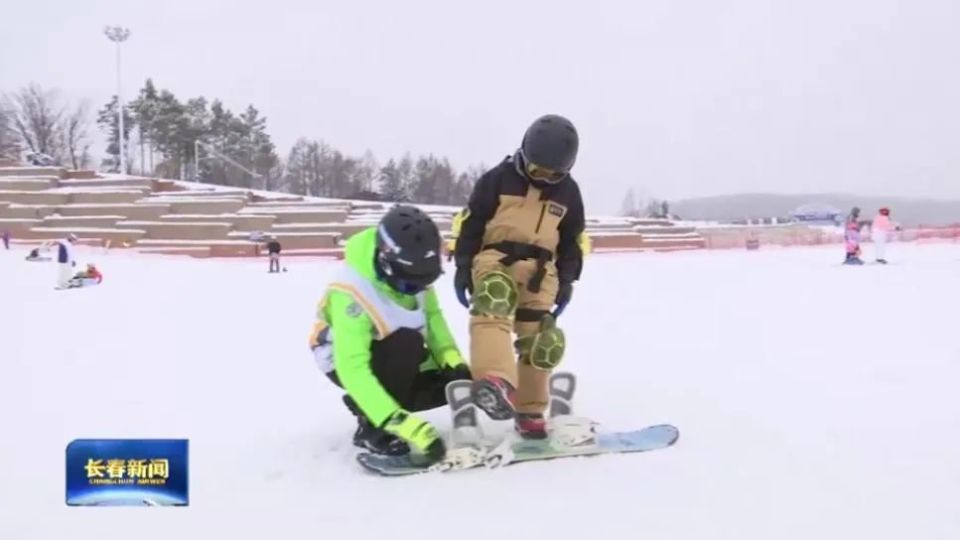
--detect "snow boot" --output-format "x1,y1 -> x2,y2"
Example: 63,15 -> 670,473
876,258 -> 888,265
353,416 -> 410,456
515,412 -> 548,440
342,394 -> 408,455
471,375 -> 516,420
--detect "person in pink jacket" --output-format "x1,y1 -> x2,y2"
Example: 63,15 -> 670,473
871,207 -> 898,264
843,207 -> 864,265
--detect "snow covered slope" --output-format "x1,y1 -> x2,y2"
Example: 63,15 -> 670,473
1,243 -> 959,539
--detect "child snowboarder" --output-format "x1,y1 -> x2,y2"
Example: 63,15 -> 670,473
454,114 -> 586,439
69,263 -> 103,287
2,229 -> 9,250
843,207 -> 864,265
871,207 -> 898,264
309,205 -> 470,463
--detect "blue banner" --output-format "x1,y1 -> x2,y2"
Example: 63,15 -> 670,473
65,439 -> 188,506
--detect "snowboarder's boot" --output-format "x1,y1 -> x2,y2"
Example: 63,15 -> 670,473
471,375 -> 516,420
342,394 -> 408,455
353,416 -> 410,456
515,412 -> 548,440
876,258 -> 888,264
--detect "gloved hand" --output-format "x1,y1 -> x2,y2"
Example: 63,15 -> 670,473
553,281 -> 573,317
454,265 -> 473,309
382,409 -> 446,463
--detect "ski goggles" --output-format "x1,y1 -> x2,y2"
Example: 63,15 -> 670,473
378,253 -> 440,294
394,279 -> 427,295
521,152 -> 568,184
391,269 -> 442,294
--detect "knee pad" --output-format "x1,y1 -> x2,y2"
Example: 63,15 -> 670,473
470,270 -> 518,318
515,313 -> 566,370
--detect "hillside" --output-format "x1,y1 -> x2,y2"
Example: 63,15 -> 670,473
671,193 -> 960,226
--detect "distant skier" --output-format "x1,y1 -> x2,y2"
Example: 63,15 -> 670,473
871,207 -> 899,264
55,234 -> 79,289
308,205 -> 470,462
2,229 -> 9,250
454,114 -> 586,439
843,207 -> 864,265
266,236 -> 282,273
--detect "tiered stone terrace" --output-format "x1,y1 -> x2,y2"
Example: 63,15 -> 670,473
0,166 -> 705,257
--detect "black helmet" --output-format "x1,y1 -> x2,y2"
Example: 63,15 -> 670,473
519,114 -> 579,183
375,204 -> 442,294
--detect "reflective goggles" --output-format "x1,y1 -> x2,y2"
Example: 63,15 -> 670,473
378,253 -> 438,294
521,151 -> 568,183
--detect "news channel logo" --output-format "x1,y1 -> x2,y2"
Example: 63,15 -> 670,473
65,439 -> 188,507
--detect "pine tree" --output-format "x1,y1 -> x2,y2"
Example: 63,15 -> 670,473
129,79 -> 160,174
96,95 -> 136,172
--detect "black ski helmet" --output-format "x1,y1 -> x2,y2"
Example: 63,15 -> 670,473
375,204 -> 443,294
520,114 -> 579,179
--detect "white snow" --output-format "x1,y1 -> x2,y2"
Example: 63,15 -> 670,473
269,222 -> 362,229
140,197 -> 248,204
0,218 -> 41,224
238,206 -> 349,215
118,221 -> 234,227
49,187 -> 150,194
226,231 -> 339,239
28,226 -> 147,234
1,243 -> 959,539
134,239 -> 256,246
44,215 -> 128,221
63,203 -> 170,209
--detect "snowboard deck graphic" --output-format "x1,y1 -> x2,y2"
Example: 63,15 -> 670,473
356,423 -> 679,476
355,372 -> 678,477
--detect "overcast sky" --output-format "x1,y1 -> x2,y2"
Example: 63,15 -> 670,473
2,0 -> 958,213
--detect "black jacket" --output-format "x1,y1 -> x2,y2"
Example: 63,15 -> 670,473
455,156 -> 585,284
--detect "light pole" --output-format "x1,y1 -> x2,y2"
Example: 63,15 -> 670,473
104,25 -> 131,175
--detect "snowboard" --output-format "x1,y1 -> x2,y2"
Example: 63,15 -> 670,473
356,372 -> 679,477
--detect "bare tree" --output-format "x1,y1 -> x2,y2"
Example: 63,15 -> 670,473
8,84 -> 65,160
62,101 -> 92,169
0,103 -> 19,160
